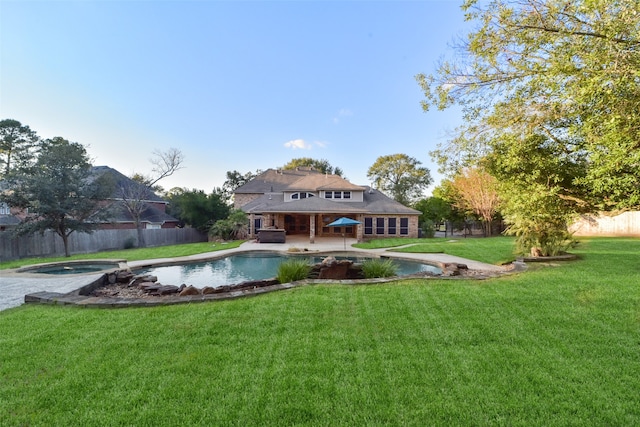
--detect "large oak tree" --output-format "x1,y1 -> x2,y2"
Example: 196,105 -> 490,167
367,154 -> 432,206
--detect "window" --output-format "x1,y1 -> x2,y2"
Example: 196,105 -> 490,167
400,218 -> 409,235
254,218 -> 262,232
325,191 -> 351,200
0,203 -> 9,215
388,218 -> 397,235
291,192 -> 314,200
376,218 -> 385,235
364,217 -> 373,235
146,224 -> 161,230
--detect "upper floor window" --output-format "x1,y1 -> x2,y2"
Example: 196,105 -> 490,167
291,192 -> 315,200
325,191 -> 351,200
0,203 -> 9,215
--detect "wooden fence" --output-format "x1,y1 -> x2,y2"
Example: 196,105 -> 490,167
0,228 -> 207,261
570,211 -> 640,237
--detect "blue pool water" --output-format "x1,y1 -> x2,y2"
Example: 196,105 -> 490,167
136,252 -> 441,288
17,262 -> 121,275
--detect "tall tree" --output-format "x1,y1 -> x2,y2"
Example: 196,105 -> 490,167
166,187 -> 230,232
222,169 -> 260,204
417,0 -> 640,251
281,158 -> 344,177
367,154 -> 432,205
1,137 -> 114,257
0,119 -> 40,178
450,167 -> 500,237
118,147 -> 184,247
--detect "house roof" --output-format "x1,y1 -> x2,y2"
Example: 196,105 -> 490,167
89,166 -> 167,203
241,186 -> 420,216
0,214 -> 21,226
242,193 -> 370,214
286,174 -> 364,192
234,168 -> 325,194
108,201 -> 179,224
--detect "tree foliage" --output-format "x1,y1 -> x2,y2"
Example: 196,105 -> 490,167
222,169 -> 260,203
367,154 -> 432,205
1,137 -> 114,257
282,158 -> 344,176
166,188 -> 230,232
0,119 -> 40,178
418,0 -> 640,207
209,209 -> 248,241
414,197 -> 453,225
417,0 -> 640,252
450,167 -> 500,237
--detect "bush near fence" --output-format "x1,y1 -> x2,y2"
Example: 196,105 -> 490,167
0,228 -> 207,261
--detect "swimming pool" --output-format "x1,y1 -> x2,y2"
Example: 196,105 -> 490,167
135,252 -> 441,288
16,260 -> 124,275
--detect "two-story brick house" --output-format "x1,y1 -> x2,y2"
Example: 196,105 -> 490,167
234,168 -> 420,243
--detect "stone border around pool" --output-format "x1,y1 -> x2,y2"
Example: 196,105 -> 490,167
23,260 -> 520,309
20,247 -> 527,309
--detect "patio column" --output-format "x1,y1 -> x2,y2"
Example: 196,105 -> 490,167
309,214 -> 316,244
248,213 -> 255,237
356,214 -> 364,242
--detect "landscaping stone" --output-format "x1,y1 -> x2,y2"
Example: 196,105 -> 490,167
179,285 -> 201,296
441,262 -> 468,276
153,285 -> 180,296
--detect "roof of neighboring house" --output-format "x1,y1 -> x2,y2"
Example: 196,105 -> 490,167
89,166 -> 167,203
241,186 -> 420,215
0,214 -> 21,226
107,201 -> 180,224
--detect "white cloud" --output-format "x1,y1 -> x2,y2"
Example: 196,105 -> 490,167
284,139 -> 312,150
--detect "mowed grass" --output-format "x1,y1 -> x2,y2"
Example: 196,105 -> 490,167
355,236 -> 517,265
0,240 -> 244,270
0,237 -> 639,425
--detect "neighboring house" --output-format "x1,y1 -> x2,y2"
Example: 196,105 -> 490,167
0,202 -> 22,232
234,168 -> 421,242
0,166 -> 180,231
89,166 -> 180,230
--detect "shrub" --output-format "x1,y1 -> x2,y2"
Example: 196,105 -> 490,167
123,236 -> 137,249
421,220 -> 436,238
277,258 -> 311,283
361,258 -> 398,278
209,209 -> 248,241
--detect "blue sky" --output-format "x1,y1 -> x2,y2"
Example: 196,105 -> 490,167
1,0 -> 470,195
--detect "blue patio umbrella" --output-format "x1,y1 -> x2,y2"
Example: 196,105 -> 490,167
327,217 -> 361,249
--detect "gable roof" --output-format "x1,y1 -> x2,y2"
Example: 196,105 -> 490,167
234,168 -> 324,193
108,201 -> 179,224
287,174 -> 364,192
241,186 -> 419,215
89,166 -> 167,203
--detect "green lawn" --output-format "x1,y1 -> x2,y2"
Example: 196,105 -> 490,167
0,240 -> 244,270
0,237 -> 639,425
355,236 -> 517,265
